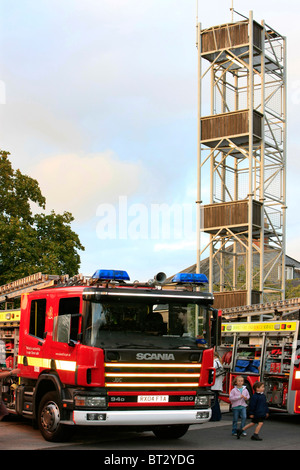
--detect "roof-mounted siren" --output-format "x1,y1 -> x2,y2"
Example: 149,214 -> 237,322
171,273 -> 208,285
148,272 -> 167,286
155,272 -> 167,284
92,269 -> 130,282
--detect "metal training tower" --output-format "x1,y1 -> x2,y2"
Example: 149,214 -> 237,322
196,9 -> 287,308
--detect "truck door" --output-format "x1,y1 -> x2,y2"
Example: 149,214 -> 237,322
51,296 -> 81,385
18,297 -> 48,378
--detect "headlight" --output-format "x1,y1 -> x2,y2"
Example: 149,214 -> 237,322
195,395 -> 210,407
196,411 -> 210,420
75,395 -> 107,408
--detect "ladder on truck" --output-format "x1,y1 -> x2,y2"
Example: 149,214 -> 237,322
222,297 -> 300,322
0,272 -> 91,369
0,272 -> 92,306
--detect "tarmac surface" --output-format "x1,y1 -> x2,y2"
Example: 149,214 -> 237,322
1,403 -> 300,451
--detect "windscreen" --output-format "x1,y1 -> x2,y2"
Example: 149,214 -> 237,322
82,297 -> 210,349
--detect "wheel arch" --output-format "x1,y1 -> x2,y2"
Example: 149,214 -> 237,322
33,372 -> 64,420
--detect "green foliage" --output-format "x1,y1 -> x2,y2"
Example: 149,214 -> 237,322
285,280 -> 300,299
0,150 -> 84,284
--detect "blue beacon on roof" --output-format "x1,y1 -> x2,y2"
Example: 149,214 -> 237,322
91,270 -> 208,284
171,273 -> 208,284
92,269 -> 130,281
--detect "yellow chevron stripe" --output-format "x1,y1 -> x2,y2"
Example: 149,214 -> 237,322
18,356 -> 76,372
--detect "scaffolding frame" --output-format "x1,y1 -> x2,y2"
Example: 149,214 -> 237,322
196,11 -> 287,306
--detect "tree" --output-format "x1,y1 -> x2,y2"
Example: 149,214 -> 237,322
285,280 -> 300,299
0,150 -> 85,284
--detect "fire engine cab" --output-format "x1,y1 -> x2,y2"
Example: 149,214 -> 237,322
0,269 -> 220,441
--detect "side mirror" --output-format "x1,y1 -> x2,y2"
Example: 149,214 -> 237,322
210,308 -> 222,347
54,314 -> 72,343
54,313 -> 82,345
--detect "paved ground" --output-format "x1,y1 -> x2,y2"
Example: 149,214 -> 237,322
1,403 -> 300,451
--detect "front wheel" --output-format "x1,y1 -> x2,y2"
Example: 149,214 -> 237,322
37,391 -> 72,442
152,424 -> 189,439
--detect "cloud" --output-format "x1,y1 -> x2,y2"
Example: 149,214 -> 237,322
2,0 -> 300,281
30,151 -> 146,221
154,240 -> 196,252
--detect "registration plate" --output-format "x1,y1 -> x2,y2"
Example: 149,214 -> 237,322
137,395 -> 169,403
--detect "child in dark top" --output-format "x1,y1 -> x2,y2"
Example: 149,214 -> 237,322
237,381 -> 269,441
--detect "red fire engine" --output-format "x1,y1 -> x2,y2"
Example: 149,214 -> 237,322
0,269 -> 220,441
219,320 -> 300,414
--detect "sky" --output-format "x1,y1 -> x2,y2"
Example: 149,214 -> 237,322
0,0 -> 299,283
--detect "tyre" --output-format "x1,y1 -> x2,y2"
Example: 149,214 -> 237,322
152,424 -> 189,439
37,391 -> 73,442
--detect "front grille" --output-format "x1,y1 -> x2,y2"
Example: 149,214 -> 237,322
104,349 -> 203,411
104,362 -> 201,389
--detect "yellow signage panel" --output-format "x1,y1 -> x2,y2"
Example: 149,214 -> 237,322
0,310 -> 21,323
222,321 -> 297,333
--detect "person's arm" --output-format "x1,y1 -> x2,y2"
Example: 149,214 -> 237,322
0,368 -> 20,379
242,388 -> 250,400
229,388 -> 240,405
0,370 -> 11,379
248,394 -> 257,415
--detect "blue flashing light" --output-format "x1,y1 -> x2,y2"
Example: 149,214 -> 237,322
171,273 -> 208,284
92,269 -> 130,281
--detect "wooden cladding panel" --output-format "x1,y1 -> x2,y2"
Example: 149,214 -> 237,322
213,290 -> 261,309
202,200 -> 262,232
201,21 -> 262,54
200,110 -> 262,142
253,22 -> 263,50
253,111 -> 262,137
201,110 -> 247,142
